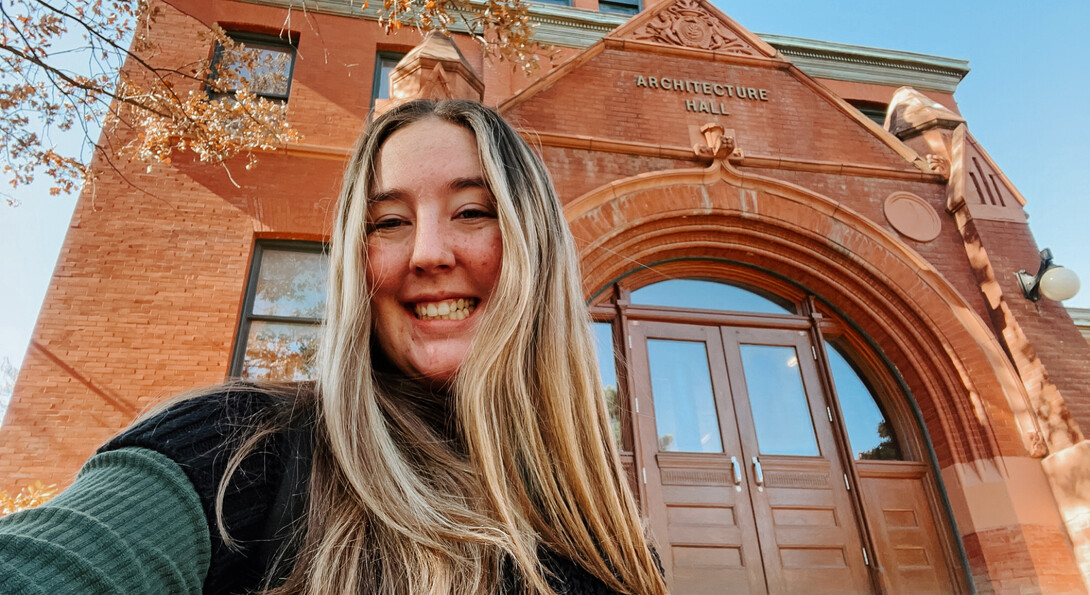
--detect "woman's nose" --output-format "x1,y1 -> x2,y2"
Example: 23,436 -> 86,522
409,219 -> 455,272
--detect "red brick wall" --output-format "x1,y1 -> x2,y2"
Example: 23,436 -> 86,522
964,524 -> 1083,593
4,1 -> 1089,591
0,0 -> 586,488
963,216 -> 1090,442
0,0 -> 402,487
507,47 -> 916,171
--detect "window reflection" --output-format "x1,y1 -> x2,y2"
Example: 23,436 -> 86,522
209,32 -> 295,101
235,243 -> 327,381
825,343 -> 902,460
591,322 -> 623,446
647,339 -> 723,453
252,249 -> 328,318
241,321 -> 320,381
630,279 -> 793,315
739,344 -> 819,456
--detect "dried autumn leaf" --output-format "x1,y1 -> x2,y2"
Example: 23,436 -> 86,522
0,481 -> 59,516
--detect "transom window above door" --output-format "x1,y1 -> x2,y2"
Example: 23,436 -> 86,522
630,279 -> 795,315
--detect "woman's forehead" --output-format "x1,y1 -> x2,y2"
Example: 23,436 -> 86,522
379,117 -> 477,156
368,119 -> 487,199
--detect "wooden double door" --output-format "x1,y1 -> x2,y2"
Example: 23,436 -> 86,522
629,320 -> 874,594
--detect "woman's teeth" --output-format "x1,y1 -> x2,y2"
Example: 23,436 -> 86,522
414,298 -> 477,320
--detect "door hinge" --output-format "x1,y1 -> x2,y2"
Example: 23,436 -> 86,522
811,345 -> 817,360
862,547 -> 870,566
843,474 -> 851,491
826,406 -> 833,422
642,467 -> 648,484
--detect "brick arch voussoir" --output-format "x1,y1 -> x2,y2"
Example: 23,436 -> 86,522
566,165 -> 1035,466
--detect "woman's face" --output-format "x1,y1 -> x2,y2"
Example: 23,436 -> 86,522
366,118 -> 503,385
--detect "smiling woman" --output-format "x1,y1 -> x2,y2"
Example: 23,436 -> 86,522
0,100 -> 668,595
366,119 -> 503,385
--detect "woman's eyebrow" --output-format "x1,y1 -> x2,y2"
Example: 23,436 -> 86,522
449,176 -> 488,192
368,189 -> 403,204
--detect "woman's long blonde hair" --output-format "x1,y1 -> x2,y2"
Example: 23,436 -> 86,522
262,99 -> 666,594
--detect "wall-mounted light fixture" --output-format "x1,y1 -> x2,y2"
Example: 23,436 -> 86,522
1015,248 -> 1081,302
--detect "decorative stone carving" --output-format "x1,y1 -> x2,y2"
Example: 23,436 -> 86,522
926,154 -> 950,179
693,123 -> 742,161
1027,431 -> 1048,458
946,125 -> 1027,223
883,191 -> 941,243
632,0 -> 758,55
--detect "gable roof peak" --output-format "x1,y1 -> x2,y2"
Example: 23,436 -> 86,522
610,0 -> 780,59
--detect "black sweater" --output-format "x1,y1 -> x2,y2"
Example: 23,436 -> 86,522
101,387 -> 621,594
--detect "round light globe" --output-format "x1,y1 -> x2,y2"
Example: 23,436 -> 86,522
1040,266 -> 1081,302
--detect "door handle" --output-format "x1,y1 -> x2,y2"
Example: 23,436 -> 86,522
752,456 -> 764,491
730,456 -> 743,491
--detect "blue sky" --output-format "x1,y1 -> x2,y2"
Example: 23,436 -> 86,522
1,1 -> 1087,370
720,1 -> 1090,308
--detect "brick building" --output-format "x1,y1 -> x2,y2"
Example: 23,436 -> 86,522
3,0 -> 1090,592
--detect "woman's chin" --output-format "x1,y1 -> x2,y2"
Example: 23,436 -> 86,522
401,351 -> 465,387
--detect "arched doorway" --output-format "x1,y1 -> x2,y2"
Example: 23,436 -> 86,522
558,160 -> 1043,593
590,272 -> 961,593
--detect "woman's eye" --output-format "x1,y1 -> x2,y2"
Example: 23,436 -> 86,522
456,208 -> 494,220
369,217 -> 408,232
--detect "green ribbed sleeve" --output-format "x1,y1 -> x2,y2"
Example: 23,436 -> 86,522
0,447 -> 210,594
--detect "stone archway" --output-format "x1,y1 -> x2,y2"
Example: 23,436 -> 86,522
565,160 -> 1084,592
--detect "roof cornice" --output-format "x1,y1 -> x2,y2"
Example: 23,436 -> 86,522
1068,307 -> 1090,341
233,0 -> 627,47
759,33 -> 969,93
236,0 -> 970,91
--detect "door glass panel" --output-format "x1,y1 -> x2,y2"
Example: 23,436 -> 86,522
591,321 -> 623,446
825,342 -> 903,460
647,339 -> 724,453
631,279 -> 794,315
739,344 -> 819,456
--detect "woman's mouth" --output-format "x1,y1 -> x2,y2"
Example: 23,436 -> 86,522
412,298 -> 478,321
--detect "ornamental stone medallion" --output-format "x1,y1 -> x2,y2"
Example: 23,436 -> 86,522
632,0 -> 758,55
884,191 -> 942,242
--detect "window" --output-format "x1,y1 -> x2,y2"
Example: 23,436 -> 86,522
630,279 -> 795,315
598,0 -> 639,15
847,100 -> 888,126
647,338 -> 723,453
371,52 -> 406,110
210,31 -> 297,101
232,242 -> 327,381
591,321 -> 623,446
825,341 -> 903,460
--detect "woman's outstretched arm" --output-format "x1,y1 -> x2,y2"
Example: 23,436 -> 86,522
0,447 -> 210,594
